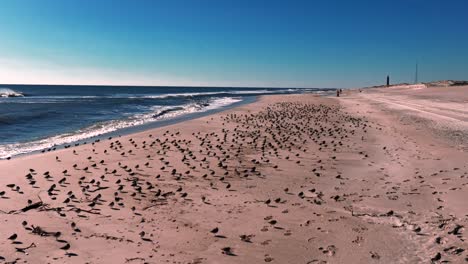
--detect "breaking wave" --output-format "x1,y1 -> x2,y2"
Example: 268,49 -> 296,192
0,97 -> 242,159
0,88 -> 24,98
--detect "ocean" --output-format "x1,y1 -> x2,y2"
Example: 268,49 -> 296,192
0,85 -> 333,159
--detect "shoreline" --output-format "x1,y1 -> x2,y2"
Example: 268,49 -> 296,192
0,90 -> 466,263
0,95 -> 258,160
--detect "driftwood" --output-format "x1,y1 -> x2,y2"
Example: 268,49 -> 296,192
87,186 -> 109,193
20,201 -> 44,212
31,225 -> 59,237
68,207 -> 101,215
0,201 -> 46,215
15,242 -> 36,253
125,257 -> 146,263
142,199 -> 168,211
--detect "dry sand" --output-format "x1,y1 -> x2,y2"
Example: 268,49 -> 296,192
0,88 -> 466,263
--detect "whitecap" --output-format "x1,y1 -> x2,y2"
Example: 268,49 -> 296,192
0,88 -> 24,97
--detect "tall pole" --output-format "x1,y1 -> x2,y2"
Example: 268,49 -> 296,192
415,63 -> 418,84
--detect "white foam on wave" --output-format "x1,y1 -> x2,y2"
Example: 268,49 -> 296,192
137,91 -> 229,99
230,90 -> 270,94
202,97 -> 242,110
132,89 -> 287,99
0,88 -> 24,98
0,97 -> 242,159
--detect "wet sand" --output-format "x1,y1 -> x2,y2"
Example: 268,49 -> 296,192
0,89 -> 466,263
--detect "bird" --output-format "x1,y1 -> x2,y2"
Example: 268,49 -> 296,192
239,234 -> 253,243
210,227 -> 219,234
60,243 -> 70,250
221,247 -> 235,256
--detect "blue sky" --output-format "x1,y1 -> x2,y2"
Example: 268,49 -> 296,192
0,0 -> 467,88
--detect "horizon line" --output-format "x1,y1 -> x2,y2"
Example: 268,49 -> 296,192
0,83 -> 340,89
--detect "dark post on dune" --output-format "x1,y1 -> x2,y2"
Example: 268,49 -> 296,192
386,75 -> 390,87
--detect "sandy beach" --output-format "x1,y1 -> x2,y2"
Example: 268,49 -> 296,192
0,87 -> 467,263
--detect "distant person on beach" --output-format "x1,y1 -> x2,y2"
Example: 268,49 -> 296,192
336,89 -> 340,97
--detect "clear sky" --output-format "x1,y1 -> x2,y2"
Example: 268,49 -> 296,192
0,0 -> 467,88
